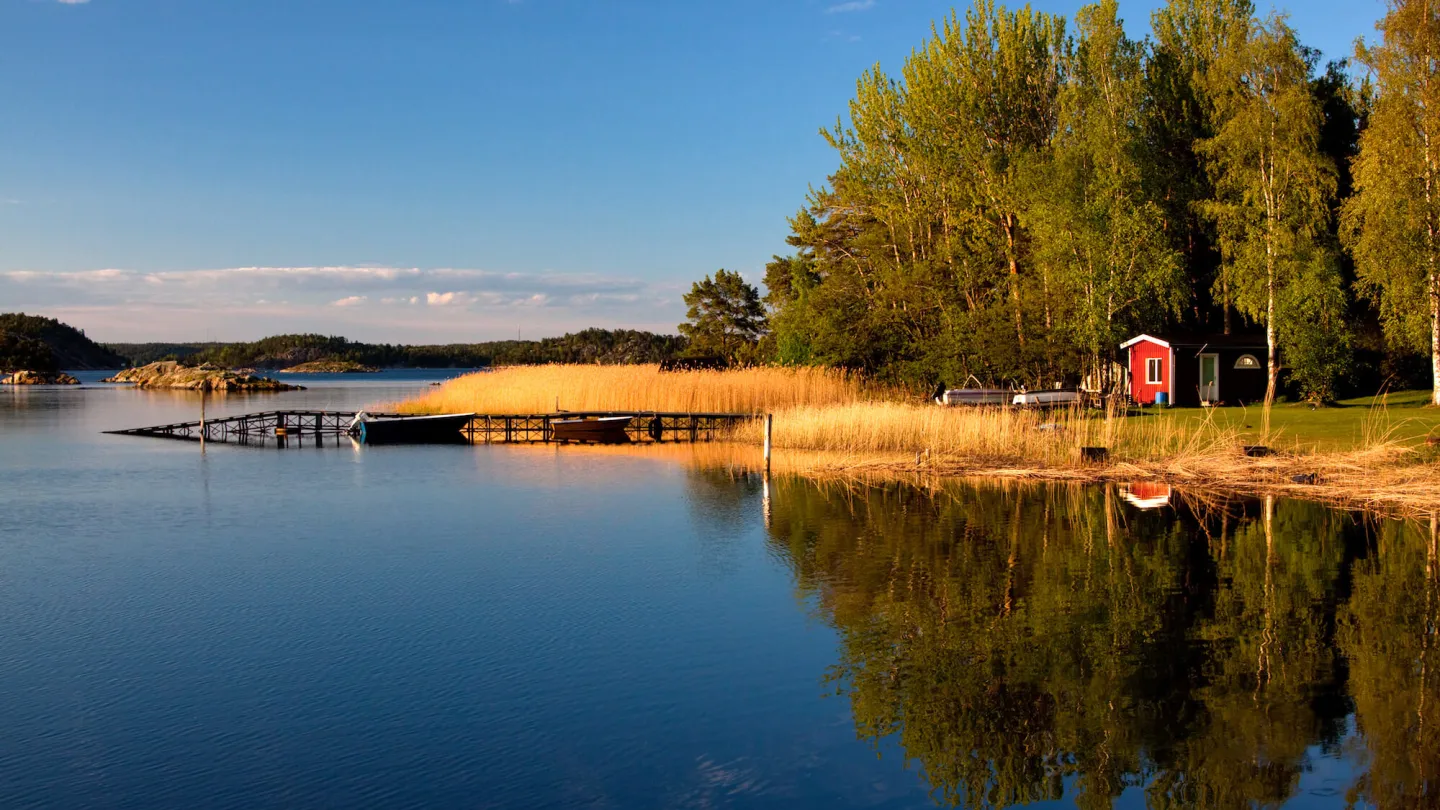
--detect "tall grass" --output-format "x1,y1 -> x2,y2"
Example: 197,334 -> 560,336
729,401 -> 1237,466
397,364 -> 874,414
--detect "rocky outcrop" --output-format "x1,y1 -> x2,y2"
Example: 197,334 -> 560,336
279,360 -> 380,373
101,362 -> 304,391
1,369 -> 80,385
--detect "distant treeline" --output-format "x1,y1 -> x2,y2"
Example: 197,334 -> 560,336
106,328 -> 687,369
0,313 -> 127,371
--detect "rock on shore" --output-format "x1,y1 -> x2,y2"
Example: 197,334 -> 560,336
1,369 -> 80,385
279,360 -> 380,373
102,361 -> 305,391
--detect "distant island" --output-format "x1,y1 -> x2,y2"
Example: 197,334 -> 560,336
105,328 -> 687,369
0,313 -> 127,372
280,360 -> 380,374
0,313 -> 691,376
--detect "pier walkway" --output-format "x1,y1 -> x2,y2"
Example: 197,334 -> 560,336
106,410 -> 752,446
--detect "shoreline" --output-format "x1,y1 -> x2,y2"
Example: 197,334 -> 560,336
481,437 -> 1440,520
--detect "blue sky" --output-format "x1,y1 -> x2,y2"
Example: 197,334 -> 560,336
0,0 -> 1385,342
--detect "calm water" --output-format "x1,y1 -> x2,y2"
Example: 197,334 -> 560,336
1,374 -> 1436,809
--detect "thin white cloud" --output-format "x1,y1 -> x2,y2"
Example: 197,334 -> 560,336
826,0 -> 874,12
331,295 -> 367,307
56,0 -> 92,4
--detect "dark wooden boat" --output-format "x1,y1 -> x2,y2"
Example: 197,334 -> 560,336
348,412 -> 474,444
550,415 -> 633,443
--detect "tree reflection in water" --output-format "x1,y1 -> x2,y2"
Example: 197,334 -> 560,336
757,477 -> 1438,809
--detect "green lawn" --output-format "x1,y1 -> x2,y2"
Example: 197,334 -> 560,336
1138,389 -> 1440,452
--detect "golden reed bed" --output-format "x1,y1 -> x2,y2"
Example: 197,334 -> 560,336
397,364 -> 1440,517
397,364 -> 869,414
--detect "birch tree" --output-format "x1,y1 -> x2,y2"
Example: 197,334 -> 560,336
1026,0 -> 1184,387
1342,0 -> 1440,406
1199,13 -> 1337,406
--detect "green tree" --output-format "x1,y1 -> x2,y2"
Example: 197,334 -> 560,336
1199,13 -> 1339,408
1148,0 -> 1255,333
678,269 -> 767,363
1342,0 -> 1440,406
1025,0 -> 1185,388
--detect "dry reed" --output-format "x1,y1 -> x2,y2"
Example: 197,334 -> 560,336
396,364 -> 873,414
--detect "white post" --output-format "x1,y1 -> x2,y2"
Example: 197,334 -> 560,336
763,413 -> 773,478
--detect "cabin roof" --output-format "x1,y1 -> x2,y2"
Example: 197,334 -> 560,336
1120,333 -> 1266,350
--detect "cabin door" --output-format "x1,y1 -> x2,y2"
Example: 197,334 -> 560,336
1199,353 -> 1220,403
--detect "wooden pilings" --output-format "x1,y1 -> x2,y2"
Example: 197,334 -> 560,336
764,413 -> 773,478
109,410 -> 752,447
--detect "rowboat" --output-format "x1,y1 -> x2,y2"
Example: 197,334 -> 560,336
936,388 -> 1011,406
348,412 -> 474,444
550,415 -> 633,443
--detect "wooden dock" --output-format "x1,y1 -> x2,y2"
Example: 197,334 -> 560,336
105,410 -> 752,446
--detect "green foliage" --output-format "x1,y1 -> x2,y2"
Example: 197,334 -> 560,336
678,269 -> 767,363
1027,0 -> 1185,378
1341,0 -> 1440,405
0,331 -> 58,372
765,0 -> 1380,397
0,313 -> 126,370
1198,13 -> 1339,405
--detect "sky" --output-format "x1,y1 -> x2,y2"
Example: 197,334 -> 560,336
0,0 -> 1388,343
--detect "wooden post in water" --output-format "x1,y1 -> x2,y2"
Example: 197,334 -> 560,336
763,413 -> 773,478
199,386 -> 206,450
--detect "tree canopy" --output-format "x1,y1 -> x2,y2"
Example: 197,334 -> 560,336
759,0 -> 1413,401
678,269 -> 767,363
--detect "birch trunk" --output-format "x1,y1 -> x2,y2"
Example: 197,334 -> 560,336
1004,214 -> 1025,348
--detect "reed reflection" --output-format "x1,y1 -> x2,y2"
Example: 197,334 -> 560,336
759,477 -> 1439,809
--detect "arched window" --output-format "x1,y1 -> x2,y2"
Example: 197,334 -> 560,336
1234,354 -> 1261,369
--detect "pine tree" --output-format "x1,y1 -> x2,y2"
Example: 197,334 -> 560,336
679,270 -> 767,364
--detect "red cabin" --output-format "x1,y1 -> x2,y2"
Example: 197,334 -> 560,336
1121,333 -> 1269,407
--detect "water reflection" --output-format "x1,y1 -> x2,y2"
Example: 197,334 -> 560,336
758,477 -> 1439,809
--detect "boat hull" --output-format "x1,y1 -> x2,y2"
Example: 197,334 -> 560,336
550,416 -> 633,443
1012,390 -> 1081,406
938,389 -> 1010,406
354,413 -> 474,444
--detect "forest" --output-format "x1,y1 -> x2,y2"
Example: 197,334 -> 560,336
0,313 -> 127,371
754,0 -> 1440,405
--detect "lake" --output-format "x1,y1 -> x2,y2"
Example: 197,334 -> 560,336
1,372 -> 1435,809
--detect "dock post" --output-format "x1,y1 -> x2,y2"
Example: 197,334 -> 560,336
764,413 -> 772,478
199,387 -> 206,449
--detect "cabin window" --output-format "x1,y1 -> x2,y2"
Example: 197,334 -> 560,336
1235,354 -> 1261,369
1146,357 -> 1163,384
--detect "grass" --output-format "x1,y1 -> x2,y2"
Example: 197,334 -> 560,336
394,364 -> 871,415
1147,390 -> 1440,452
